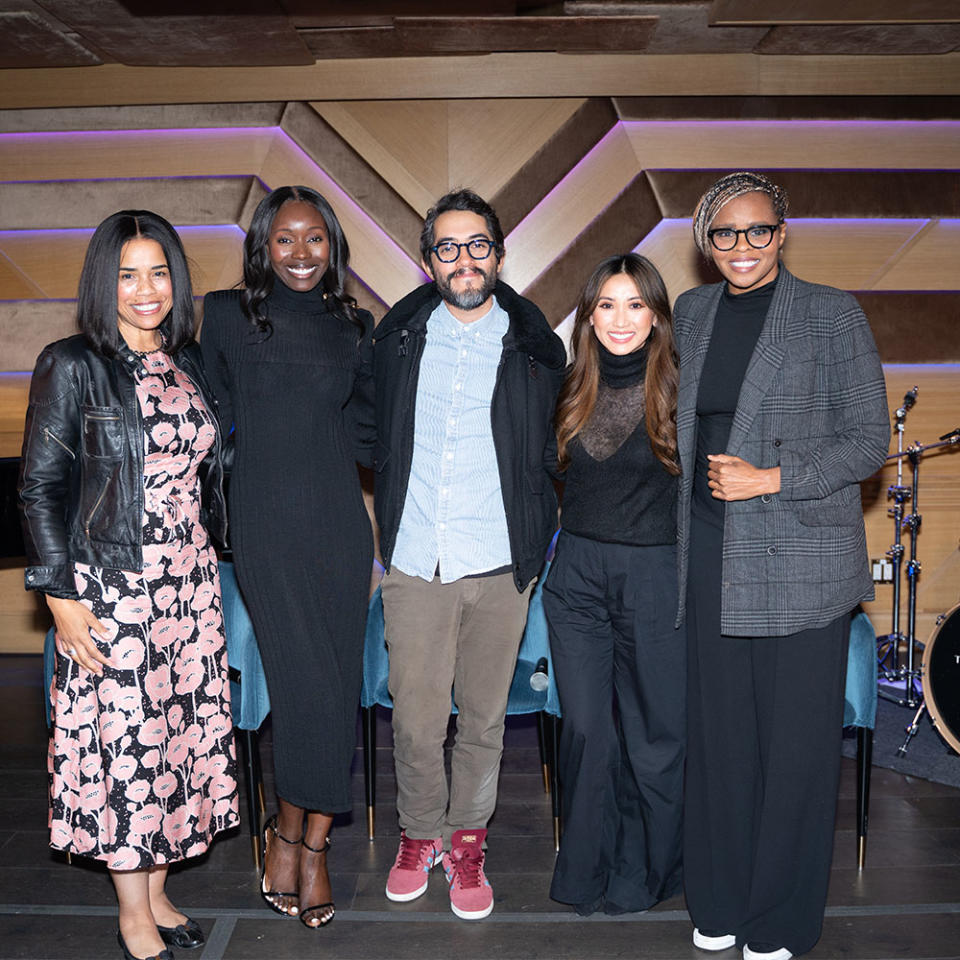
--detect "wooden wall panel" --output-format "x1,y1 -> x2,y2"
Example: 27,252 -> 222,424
625,120 -> 960,169
501,124 -> 638,293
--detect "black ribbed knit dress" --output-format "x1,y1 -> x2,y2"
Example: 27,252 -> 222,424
200,282 -> 373,811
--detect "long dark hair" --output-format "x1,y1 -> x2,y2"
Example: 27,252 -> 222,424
555,254 -> 679,474
241,185 -> 359,336
76,210 -> 195,357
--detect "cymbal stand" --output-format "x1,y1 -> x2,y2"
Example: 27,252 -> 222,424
877,388 -> 918,710
880,428 -> 960,755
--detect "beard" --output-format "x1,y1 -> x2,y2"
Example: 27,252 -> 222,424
435,264 -> 497,311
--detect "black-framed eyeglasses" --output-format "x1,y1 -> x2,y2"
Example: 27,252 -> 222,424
707,224 -> 780,251
430,239 -> 496,263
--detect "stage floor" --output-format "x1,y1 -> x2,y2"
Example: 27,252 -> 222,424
2,655 -> 958,960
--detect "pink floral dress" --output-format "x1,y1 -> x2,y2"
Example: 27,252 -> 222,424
48,351 -> 240,869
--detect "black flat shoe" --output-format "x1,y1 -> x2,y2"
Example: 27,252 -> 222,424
117,930 -> 173,960
157,917 -> 204,950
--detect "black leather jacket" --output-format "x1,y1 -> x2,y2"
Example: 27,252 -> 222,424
18,335 -> 226,600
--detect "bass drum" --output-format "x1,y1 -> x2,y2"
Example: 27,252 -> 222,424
922,603 -> 960,754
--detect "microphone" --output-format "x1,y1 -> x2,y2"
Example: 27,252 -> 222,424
895,386 -> 918,420
530,657 -> 549,692
940,427 -> 960,441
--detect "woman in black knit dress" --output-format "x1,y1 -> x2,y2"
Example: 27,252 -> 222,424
201,186 -> 373,930
544,254 -> 684,916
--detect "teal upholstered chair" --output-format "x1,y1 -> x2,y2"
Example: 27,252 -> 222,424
360,557 -> 562,844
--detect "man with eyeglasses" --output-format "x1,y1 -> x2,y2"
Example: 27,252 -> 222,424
371,189 -> 565,920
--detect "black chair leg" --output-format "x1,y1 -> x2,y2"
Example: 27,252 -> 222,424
546,715 -> 561,852
238,728 -> 263,870
362,705 -> 377,840
856,726 -> 872,870
536,711 -> 550,794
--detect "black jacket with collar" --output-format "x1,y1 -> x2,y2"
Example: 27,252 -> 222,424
18,334 -> 226,600
372,280 -> 566,591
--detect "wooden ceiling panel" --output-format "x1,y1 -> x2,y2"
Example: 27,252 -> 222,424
34,0 -> 313,66
757,24 -> 960,55
709,0 -> 960,26
0,11 -> 99,67
284,0 -> 516,27
633,2 -> 767,54
614,96 -> 960,120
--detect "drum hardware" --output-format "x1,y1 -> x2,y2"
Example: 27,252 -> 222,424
875,387 -> 960,754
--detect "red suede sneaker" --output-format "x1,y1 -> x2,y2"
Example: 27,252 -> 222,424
442,829 -> 493,920
385,831 -> 443,902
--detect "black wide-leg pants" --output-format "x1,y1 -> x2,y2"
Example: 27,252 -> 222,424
543,532 -> 685,912
684,516 -> 850,956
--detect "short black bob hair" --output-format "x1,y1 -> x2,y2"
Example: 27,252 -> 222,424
419,188 -> 505,266
241,185 -> 359,335
77,209 -> 196,357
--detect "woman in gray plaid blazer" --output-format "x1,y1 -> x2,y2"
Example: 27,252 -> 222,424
675,173 -> 889,960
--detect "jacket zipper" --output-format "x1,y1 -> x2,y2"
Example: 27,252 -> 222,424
85,475 -> 112,538
43,427 -> 76,459
85,413 -> 120,421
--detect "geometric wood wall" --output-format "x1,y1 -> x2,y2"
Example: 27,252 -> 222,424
2,91 -> 958,651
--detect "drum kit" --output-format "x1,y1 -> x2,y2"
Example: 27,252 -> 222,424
876,386 -> 960,756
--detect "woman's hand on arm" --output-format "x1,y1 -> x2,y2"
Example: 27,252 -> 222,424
46,596 -> 111,677
707,454 -> 781,502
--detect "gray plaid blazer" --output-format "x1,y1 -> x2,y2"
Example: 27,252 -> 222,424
675,267 -> 890,637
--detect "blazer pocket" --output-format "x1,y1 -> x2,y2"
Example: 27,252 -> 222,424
796,504 -> 859,528
373,440 -> 392,474
82,405 -> 124,460
526,466 -> 545,494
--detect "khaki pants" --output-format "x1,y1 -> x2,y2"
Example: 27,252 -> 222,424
381,568 -> 532,845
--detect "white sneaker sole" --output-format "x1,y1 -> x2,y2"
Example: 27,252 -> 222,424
743,947 -> 792,960
385,858 -> 439,902
693,928 -> 737,951
450,899 -> 494,920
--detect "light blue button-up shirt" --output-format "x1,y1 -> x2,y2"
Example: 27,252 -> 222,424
391,297 -> 511,583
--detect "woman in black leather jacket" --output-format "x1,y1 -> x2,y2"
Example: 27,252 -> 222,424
19,211 -> 238,960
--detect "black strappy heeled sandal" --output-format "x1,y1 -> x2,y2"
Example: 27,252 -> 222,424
260,813 -> 301,917
299,836 -> 334,929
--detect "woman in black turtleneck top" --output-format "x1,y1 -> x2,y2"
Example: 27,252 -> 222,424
201,187 -> 374,931
675,173 -> 888,960
543,254 -> 684,917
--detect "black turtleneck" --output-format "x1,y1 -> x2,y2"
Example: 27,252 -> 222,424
560,341 -> 678,547
693,273 -> 778,528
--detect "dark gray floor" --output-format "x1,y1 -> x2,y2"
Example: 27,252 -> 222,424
2,654 -> 959,960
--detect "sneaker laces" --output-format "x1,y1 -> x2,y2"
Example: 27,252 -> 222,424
448,847 -> 484,888
395,834 -> 432,869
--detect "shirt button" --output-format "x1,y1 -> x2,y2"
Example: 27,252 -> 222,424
441,488 -> 449,496
773,439 -> 782,447
460,350 -> 467,358
448,419 -> 455,427
445,452 -> 454,461
767,545 -> 778,555
439,522 -> 446,530
761,494 -> 771,504
455,383 -> 462,391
